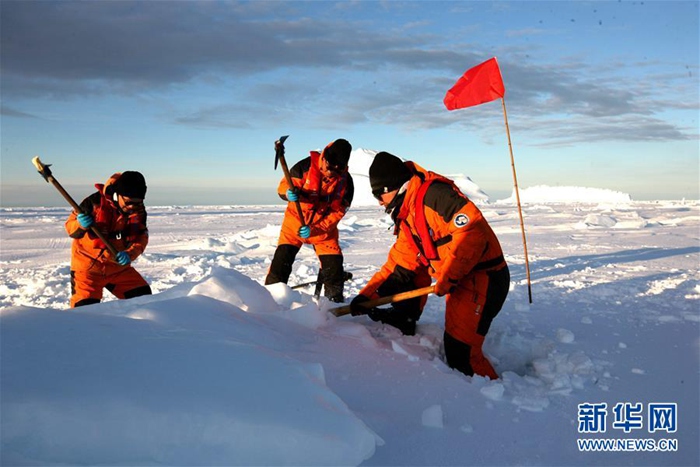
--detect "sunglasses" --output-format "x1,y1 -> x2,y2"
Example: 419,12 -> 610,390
121,197 -> 144,207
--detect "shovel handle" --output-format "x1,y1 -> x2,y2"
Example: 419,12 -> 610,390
330,285 -> 436,317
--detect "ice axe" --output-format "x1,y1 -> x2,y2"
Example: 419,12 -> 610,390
274,135 -> 307,229
31,156 -> 120,259
329,285 -> 435,317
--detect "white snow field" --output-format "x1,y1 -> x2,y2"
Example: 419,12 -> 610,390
1,162 -> 698,466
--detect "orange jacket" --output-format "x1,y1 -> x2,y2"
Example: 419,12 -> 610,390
360,162 -> 506,298
277,150 -> 354,240
65,173 -> 149,273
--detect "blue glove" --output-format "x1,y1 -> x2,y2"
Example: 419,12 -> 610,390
77,213 -> 94,229
115,251 -> 131,266
298,225 -> 311,239
286,188 -> 299,202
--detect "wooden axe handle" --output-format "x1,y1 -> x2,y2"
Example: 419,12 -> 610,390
274,137 -> 307,227
32,156 -> 120,258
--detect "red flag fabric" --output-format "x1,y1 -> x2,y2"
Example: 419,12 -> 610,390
443,57 -> 505,110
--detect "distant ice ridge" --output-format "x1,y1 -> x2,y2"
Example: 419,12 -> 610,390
349,149 -> 634,206
497,185 -> 633,205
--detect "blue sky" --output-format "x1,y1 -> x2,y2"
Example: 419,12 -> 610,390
1,0 -> 698,206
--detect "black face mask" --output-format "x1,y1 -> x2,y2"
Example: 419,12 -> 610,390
384,190 -> 407,223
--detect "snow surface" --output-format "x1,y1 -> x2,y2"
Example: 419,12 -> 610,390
1,155 -> 699,465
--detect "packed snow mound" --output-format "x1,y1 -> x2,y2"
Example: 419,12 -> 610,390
1,269 -> 379,466
349,148 -> 490,206
497,185 -> 633,204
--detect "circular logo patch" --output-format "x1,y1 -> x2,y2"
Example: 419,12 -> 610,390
454,214 -> 469,228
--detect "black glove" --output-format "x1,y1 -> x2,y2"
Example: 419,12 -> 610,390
350,294 -> 371,316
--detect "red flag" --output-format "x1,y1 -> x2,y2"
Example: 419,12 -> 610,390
443,57 -> 505,110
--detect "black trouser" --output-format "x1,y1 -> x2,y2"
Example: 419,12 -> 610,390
265,245 -> 345,301
265,244 -> 300,285
444,266 -> 510,377
318,254 -> 344,302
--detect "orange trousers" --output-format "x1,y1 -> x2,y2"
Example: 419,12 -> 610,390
70,267 -> 151,307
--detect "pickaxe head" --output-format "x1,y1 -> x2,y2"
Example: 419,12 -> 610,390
274,135 -> 289,170
31,156 -> 53,183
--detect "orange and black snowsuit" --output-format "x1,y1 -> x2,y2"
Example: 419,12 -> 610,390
65,173 -> 151,307
360,162 -> 509,378
265,149 -> 354,301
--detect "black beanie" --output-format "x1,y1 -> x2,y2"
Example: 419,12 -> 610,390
369,152 -> 413,198
114,171 -> 147,199
323,139 -> 352,169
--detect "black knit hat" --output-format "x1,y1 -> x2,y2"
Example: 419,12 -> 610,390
323,139 -> 352,170
114,171 -> 147,199
369,152 -> 413,198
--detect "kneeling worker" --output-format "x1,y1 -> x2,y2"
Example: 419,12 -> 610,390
350,152 -> 509,378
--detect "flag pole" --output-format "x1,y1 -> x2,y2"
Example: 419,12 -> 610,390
500,97 -> 533,303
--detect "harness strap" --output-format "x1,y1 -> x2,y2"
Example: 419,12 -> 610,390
434,235 -> 452,247
400,222 -> 430,267
473,254 -> 506,271
92,230 -> 122,240
414,179 -> 439,261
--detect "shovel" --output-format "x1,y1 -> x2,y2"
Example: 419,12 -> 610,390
329,285 -> 435,317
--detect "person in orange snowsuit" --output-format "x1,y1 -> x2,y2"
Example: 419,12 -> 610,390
265,139 -> 354,302
350,152 -> 510,379
65,171 -> 152,307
